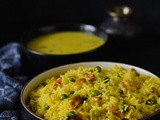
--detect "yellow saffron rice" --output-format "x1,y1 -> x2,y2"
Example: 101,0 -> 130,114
27,65 -> 160,120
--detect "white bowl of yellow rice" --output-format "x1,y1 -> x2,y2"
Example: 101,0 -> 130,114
21,61 -> 160,120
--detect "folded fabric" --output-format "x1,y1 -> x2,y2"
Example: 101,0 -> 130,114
0,43 -> 28,120
0,43 -> 22,75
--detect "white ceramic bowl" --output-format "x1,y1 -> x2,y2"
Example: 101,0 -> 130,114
20,61 -> 159,120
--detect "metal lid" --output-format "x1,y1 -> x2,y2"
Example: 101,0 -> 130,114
108,6 -> 133,18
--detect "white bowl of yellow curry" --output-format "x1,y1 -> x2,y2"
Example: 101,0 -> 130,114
22,24 -> 108,74
21,62 -> 160,120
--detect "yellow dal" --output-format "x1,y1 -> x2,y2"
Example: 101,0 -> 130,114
27,32 -> 104,55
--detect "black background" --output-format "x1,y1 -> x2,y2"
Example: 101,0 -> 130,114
0,0 -> 160,76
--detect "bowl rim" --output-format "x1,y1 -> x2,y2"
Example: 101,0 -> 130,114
21,61 -> 159,120
21,24 -> 108,56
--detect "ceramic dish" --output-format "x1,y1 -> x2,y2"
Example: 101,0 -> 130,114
21,24 -> 108,75
21,61 -> 160,120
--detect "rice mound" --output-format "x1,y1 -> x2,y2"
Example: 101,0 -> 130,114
27,65 -> 160,120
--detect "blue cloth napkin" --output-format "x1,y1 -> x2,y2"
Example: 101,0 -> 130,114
0,43 -> 28,120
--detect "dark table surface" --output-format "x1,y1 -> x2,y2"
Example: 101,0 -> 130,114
0,23 -> 160,78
